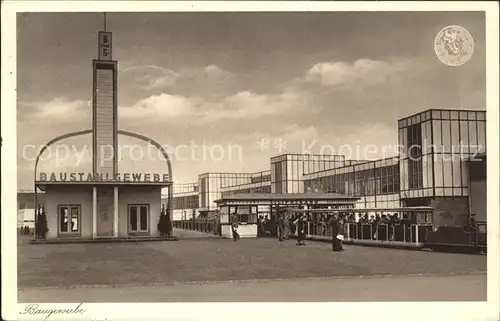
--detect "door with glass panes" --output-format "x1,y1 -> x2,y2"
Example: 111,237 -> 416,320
128,204 -> 149,235
58,205 -> 81,237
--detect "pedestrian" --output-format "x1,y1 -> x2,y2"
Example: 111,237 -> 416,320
283,212 -> 290,240
290,214 -> 297,236
295,214 -> 307,246
231,213 -> 240,241
464,213 -> 478,232
277,211 -> 285,242
330,214 -> 344,252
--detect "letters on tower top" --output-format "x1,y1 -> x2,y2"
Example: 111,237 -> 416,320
98,31 -> 112,60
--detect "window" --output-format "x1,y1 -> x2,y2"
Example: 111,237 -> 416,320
229,206 -> 258,223
200,177 -> 207,207
58,205 -> 81,236
128,204 -> 149,233
407,123 -> 422,158
407,124 -> 423,190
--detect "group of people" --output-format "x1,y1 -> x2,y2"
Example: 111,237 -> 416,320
19,226 -> 32,236
309,212 -> 413,241
276,211 -> 345,251
231,211 -> 344,251
226,209 -> 481,249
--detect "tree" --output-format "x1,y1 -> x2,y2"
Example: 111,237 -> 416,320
165,203 -> 172,236
157,204 -> 171,237
36,205 -> 48,239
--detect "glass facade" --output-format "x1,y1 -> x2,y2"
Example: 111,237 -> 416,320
168,109 -> 487,219
303,157 -> 400,209
198,172 -> 265,211
170,183 -> 200,220
271,154 -> 346,193
221,171 -> 272,197
398,109 -> 486,199
221,182 -> 271,197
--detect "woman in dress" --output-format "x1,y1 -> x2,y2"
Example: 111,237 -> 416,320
330,214 -> 344,252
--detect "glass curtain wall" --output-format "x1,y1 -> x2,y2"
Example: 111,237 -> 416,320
271,154 -> 345,193
398,109 -> 486,199
199,172 -> 274,210
221,171 -> 272,197
303,157 -> 400,208
432,110 -> 486,197
170,183 -> 199,220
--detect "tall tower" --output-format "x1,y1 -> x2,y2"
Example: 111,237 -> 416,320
92,13 -> 118,177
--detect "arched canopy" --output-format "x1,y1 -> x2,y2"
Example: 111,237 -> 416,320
34,129 -> 173,184
33,129 -> 174,218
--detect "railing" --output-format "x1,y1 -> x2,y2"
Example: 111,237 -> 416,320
173,219 -> 220,235
303,222 -> 434,244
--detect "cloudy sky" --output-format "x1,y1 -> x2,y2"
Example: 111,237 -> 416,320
17,11 -> 486,190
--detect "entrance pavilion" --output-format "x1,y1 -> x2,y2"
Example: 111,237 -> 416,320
31,24 -> 174,243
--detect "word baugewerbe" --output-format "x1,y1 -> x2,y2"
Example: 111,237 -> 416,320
39,172 -> 170,182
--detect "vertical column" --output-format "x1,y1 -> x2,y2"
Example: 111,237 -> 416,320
92,186 -> 97,238
113,186 -> 119,237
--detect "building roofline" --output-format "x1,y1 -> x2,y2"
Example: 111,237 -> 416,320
270,153 -> 346,159
398,108 -> 486,122
215,192 -> 360,203
303,156 -> 399,176
198,170 -> 270,177
173,182 -> 199,186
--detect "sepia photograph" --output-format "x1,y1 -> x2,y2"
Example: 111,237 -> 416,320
2,2 -> 499,321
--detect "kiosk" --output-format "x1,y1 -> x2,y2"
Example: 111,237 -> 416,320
215,193 -> 359,238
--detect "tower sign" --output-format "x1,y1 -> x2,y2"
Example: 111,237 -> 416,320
98,31 -> 112,60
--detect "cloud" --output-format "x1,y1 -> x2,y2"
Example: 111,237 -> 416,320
119,93 -> 196,119
21,98 -> 89,120
119,89 -> 307,123
120,64 -> 180,90
200,91 -> 305,122
304,58 -> 414,88
121,64 -> 234,93
203,64 -> 225,75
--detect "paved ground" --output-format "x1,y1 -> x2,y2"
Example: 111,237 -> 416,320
19,273 -> 486,302
172,228 -> 220,239
17,230 -> 487,302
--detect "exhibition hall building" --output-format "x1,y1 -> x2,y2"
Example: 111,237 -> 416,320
168,108 -> 487,226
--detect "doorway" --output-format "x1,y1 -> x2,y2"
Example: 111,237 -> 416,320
97,186 -> 114,237
128,204 -> 149,235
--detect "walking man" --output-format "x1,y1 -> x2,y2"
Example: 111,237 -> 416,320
277,211 -> 285,241
283,212 -> 290,240
231,213 -> 240,241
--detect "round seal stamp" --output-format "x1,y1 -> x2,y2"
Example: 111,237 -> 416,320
434,25 -> 474,66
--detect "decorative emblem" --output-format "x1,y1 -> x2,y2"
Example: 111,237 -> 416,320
434,25 -> 474,67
